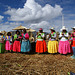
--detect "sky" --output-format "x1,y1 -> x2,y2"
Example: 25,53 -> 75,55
0,0 -> 75,32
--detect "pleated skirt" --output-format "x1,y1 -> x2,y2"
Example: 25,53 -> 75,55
36,40 -> 47,53
5,41 -> 13,50
59,40 -> 71,54
13,41 -> 21,52
21,40 -> 31,52
48,41 -> 58,53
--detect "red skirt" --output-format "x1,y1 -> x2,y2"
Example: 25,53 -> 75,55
36,40 -> 47,53
13,41 -> 21,52
72,40 -> 75,47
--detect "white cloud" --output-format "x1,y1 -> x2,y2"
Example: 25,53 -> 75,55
0,15 -> 4,21
0,22 -> 23,31
5,0 -> 62,23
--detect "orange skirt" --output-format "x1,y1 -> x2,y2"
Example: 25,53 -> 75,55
36,40 -> 47,53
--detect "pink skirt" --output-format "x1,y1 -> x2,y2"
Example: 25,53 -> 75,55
13,41 -> 21,52
59,40 -> 71,54
5,41 -> 13,50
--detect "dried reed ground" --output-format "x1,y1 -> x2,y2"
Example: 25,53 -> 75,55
0,53 -> 75,75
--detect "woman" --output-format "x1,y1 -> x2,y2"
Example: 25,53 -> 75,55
21,29 -> 31,53
0,31 -> 5,53
5,32 -> 13,52
36,28 -> 47,53
59,26 -> 71,55
70,26 -> 75,59
48,27 -> 58,54
13,30 -> 21,52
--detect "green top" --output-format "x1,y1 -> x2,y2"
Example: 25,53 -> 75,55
50,32 -> 56,37
61,32 -> 67,34
14,34 -> 17,40
37,33 -> 44,39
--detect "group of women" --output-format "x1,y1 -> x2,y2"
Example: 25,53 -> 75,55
0,29 -> 31,53
36,26 -> 75,59
0,26 -> 75,59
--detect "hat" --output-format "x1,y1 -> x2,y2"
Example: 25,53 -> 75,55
39,28 -> 43,31
60,26 -> 68,31
72,26 -> 75,29
0,31 -> 3,35
50,27 -> 55,31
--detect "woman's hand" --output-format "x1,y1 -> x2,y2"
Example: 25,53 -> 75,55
49,34 -> 51,38
62,33 -> 64,36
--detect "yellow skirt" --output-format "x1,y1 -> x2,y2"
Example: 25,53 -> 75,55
48,41 -> 58,53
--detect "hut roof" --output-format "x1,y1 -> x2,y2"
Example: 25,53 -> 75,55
27,28 -> 36,32
12,25 -> 28,30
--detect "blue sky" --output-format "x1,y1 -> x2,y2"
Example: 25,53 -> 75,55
0,0 -> 75,32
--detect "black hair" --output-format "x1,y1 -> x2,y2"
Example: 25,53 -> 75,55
7,32 -> 11,36
39,30 -> 43,33
16,30 -> 20,35
62,30 -> 67,33
23,29 -> 26,33
51,29 -> 55,32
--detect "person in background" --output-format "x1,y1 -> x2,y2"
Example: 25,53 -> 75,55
13,30 -> 21,52
21,29 -> 31,53
36,28 -> 47,54
5,32 -> 13,52
68,32 -> 73,53
0,31 -> 5,53
30,37 -> 36,53
59,26 -> 71,55
48,27 -> 58,54
70,26 -> 75,59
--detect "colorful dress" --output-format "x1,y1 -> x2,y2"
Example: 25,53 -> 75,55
0,35 -> 5,53
21,33 -> 31,52
70,32 -> 75,59
36,33 -> 47,53
5,36 -> 13,50
59,32 -> 71,54
48,32 -> 58,53
13,34 -> 21,52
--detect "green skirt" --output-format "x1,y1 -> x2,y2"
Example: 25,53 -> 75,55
0,42 -> 5,53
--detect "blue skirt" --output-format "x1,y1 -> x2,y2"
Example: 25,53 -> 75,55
21,40 -> 31,52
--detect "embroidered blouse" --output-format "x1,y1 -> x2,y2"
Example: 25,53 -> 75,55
6,36 -> 12,41
59,32 -> 68,41
36,33 -> 45,41
49,32 -> 56,41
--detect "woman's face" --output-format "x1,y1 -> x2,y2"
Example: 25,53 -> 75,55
23,30 -> 26,33
8,33 -> 11,36
51,30 -> 54,33
73,29 -> 75,32
62,30 -> 66,33
17,32 -> 19,34
39,30 -> 43,33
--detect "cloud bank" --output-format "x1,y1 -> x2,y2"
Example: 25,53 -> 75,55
5,0 -> 62,23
